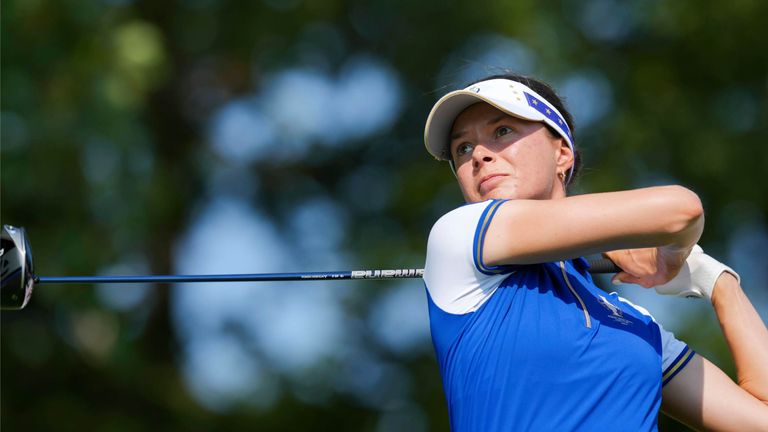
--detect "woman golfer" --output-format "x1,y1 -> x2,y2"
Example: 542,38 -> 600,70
422,73 -> 768,431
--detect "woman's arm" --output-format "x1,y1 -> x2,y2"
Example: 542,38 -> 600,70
483,185 -> 703,269
712,273 -> 768,402
662,273 -> 768,430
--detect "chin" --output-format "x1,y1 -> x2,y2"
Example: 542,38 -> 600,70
478,189 -> 520,202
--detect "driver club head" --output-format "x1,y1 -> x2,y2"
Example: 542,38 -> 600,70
1,225 -> 35,310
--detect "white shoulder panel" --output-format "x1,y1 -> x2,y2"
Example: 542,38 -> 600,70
423,200 -> 515,315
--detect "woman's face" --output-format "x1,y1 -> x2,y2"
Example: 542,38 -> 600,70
449,102 -> 573,203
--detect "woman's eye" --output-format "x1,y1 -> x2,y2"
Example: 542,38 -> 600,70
455,143 -> 473,157
495,126 -> 513,138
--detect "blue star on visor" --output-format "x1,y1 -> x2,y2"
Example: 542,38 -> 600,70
524,92 -> 573,142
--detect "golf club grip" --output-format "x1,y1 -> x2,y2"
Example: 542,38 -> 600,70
585,257 -> 620,273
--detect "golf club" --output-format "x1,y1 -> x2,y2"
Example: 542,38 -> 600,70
1,224 -> 620,310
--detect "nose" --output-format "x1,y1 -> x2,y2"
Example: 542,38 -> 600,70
472,142 -> 495,168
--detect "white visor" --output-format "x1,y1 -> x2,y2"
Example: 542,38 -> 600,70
424,78 -> 575,182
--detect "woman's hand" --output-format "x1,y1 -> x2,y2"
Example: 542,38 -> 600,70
603,246 -> 692,288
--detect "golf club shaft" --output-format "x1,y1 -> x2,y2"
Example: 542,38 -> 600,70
36,270 -> 421,284
34,258 -> 618,285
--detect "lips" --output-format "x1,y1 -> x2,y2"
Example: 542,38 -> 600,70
478,173 -> 507,193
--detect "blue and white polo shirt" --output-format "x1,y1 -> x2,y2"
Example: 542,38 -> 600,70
423,200 -> 695,431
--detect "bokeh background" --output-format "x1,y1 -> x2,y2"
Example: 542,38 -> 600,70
2,0 -> 767,430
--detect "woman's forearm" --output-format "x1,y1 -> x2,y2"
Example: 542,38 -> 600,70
485,185 -> 704,266
712,272 -> 768,403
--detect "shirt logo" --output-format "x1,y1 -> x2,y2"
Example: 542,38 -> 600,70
598,295 -> 633,326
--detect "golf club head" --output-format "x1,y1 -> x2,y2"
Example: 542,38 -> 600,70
1,225 -> 35,310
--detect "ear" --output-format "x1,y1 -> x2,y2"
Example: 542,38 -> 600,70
554,138 -> 574,173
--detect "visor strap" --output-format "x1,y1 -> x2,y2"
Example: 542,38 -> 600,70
448,159 -> 457,178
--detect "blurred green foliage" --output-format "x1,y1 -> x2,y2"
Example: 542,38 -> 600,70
2,0 -> 767,430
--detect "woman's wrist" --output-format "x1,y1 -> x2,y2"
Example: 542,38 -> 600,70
711,271 -> 741,306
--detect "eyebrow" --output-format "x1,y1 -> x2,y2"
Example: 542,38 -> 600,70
450,114 -> 510,140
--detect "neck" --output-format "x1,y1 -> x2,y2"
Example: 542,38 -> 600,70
550,180 -> 567,199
